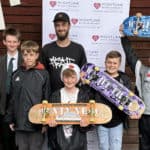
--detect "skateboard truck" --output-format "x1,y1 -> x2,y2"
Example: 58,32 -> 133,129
89,100 -> 96,123
84,66 -> 100,84
134,12 -> 143,35
41,100 -> 49,123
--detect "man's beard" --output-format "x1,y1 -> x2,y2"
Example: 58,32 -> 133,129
56,31 -> 69,41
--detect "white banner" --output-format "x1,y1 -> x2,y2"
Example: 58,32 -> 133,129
42,0 -> 130,71
42,1 -> 130,149
0,1 -> 5,30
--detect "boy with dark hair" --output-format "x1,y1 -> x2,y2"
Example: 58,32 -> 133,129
96,50 -> 131,150
2,25 -> 21,41
6,40 -> 51,150
0,26 -> 22,150
48,63 -> 93,150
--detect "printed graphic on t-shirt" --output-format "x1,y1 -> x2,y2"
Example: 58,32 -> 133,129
49,56 -> 75,69
63,125 -> 73,139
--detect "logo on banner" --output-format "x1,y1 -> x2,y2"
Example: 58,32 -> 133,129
49,33 -> 56,40
91,34 -> 119,43
71,18 -> 78,25
93,3 -> 101,9
49,1 -> 56,7
92,35 -> 99,41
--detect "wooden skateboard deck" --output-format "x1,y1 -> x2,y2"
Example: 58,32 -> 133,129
123,13 -> 150,37
28,100 -> 112,125
81,63 -> 145,116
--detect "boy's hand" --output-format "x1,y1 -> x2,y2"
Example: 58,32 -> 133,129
9,123 -> 15,131
80,72 -> 86,84
129,114 -> 142,119
119,24 -> 125,37
80,116 -> 90,127
48,116 -> 57,127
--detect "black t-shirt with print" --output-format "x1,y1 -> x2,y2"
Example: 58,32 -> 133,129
41,41 -> 87,92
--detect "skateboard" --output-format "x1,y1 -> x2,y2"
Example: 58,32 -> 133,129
28,100 -> 112,125
123,13 -> 150,37
80,63 -> 145,116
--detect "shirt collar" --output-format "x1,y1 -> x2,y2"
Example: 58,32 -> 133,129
7,51 -> 19,60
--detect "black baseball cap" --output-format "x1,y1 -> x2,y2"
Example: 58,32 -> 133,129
53,12 -> 70,23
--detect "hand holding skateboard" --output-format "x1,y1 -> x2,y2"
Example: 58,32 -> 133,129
80,63 -> 145,116
122,12 -> 150,37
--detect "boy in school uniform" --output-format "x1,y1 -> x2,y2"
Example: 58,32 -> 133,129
5,40 -> 51,150
0,26 -> 22,150
48,63 -> 93,150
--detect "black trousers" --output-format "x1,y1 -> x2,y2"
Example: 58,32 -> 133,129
139,115 -> 150,150
16,131 -> 44,150
0,114 -> 17,150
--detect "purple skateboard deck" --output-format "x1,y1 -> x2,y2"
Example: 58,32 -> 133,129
81,63 -> 145,116
123,13 -> 150,37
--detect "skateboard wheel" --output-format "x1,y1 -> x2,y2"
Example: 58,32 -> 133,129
128,101 -> 139,111
42,100 -> 48,104
136,12 -> 142,18
129,92 -> 134,97
41,118 -> 46,122
118,105 -> 123,111
90,118 -> 95,123
94,66 -> 100,71
89,100 -> 95,103
85,79 -> 90,84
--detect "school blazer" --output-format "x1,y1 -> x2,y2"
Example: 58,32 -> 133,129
0,52 -> 22,115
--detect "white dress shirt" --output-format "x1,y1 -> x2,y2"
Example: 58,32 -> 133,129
7,51 -> 19,72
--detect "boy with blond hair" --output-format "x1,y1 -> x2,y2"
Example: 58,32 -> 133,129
48,63 -> 93,150
6,40 -> 51,150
